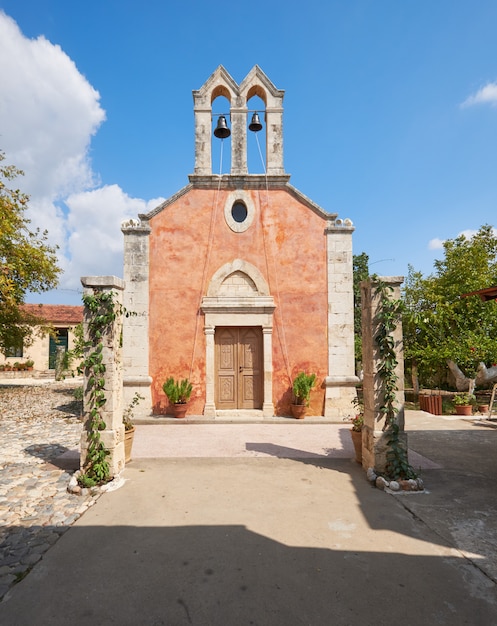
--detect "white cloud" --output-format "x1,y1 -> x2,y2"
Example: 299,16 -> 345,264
428,228 -> 497,251
428,238 -> 445,250
0,12 -> 105,199
0,12 -> 162,300
61,186 -> 163,290
461,82 -> 497,108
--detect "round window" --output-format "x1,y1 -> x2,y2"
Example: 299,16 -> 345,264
231,201 -> 248,223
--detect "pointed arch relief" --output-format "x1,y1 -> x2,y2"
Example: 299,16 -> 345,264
206,260 -> 270,298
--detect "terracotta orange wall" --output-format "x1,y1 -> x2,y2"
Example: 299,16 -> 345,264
148,187 -> 329,416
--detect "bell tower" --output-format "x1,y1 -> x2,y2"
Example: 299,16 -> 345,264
191,65 -> 286,177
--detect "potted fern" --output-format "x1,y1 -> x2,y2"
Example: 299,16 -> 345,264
162,377 -> 193,418
291,371 -> 316,419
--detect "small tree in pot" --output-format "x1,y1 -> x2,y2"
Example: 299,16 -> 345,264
453,392 -> 475,416
291,371 -> 316,419
162,377 -> 193,418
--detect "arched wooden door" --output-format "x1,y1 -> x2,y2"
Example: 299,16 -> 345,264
215,327 -> 263,409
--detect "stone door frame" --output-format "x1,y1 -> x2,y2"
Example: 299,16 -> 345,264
215,326 -> 263,410
201,259 -> 275,417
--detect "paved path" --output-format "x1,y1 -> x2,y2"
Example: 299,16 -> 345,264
1,379 -> 497,621
0,381 -> 98,599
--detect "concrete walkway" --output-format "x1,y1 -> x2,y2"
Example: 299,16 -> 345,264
1,409 -> 497,624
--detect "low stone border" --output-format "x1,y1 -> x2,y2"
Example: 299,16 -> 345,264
67,471 -> 126,496
0,371 -> 35,379
366,467 -> 425,493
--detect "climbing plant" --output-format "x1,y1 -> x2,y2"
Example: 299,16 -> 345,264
78,289 -> 122,487
373,276 -> 417,480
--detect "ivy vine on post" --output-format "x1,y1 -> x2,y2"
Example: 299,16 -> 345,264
78,289 -> 122,487
373,276 -> 417,481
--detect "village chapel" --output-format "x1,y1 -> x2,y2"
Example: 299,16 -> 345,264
121,66 -> 358,418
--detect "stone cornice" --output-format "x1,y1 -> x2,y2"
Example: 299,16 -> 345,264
188,174 -> 291,189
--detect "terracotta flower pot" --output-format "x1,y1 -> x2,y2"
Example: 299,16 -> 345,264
478,404 -> 489,414
291,404 -> 306,419
455,405 -> 472,416
350,429 -> 362,464
124,427 -> 135,463
172,403 -> 188,418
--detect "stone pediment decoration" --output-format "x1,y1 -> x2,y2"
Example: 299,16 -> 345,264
201,260 -> 275,315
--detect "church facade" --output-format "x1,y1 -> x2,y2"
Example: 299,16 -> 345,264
121,66 -> 357,418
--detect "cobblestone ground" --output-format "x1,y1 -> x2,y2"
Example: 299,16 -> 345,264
0,381 -> 99,600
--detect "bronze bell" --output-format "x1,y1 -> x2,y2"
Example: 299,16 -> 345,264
248,112 -> 263,132
213,115 -> 231,139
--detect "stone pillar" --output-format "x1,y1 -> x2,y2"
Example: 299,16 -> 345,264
121,219 -> 153,415
262,326 -> 275,417
231,102 -> 247,175
80,276 -> 125,478
193,104 -> 212,175
361,276 -> 405,472
265,107 -> 285,175
204,326 -> 216,417
324,219 -> 359,417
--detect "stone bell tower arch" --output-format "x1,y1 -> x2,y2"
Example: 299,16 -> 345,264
192,65 -> 285,177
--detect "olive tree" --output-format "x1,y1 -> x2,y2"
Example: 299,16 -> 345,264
0,151 -> 61,353
403,225 -> 497,392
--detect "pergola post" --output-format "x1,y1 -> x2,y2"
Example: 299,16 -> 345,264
360,276 -> 406,472
80,276 -> 125,478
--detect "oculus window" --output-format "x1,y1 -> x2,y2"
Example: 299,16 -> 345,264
231,201 -> 248,223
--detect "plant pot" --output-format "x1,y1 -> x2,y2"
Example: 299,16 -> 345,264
455,405 -> 472,416
291,404 -> 306,419
478,404 -> 489,414
124,427 -> 135,463
172,403 -> 188,418
350,429 -> 362,464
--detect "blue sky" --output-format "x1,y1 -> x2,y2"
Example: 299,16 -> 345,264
1,1 -> 497,304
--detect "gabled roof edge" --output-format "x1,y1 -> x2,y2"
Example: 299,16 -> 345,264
140,184 -> 194,220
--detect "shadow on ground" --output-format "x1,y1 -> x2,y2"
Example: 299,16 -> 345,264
1,521 -> 495,625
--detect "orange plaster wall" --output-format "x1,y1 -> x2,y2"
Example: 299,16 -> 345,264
148,187 -> 329,416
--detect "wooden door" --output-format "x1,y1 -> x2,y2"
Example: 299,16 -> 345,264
49,328 -> 68,369
215,327 -> 262,409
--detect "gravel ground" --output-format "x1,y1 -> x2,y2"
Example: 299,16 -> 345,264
0,380 -> 99,600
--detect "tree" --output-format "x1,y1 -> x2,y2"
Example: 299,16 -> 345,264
353,252 -> 369,371
0,151 -> 61,353
403,225 -> 497,392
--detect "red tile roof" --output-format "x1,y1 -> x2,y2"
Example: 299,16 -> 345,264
21,304 -> 84,324
461,286 -> 497,302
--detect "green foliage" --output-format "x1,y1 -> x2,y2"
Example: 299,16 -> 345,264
385,423 -> 417,480
403,225 -> 497,385
373,278 -> 402,427
351,396 -> 364,431
351,413 -> 364,432
353,252 -> 369,364
0,151 -> 61,354
292,371 -> 316,406
453,392 -> 475,406
162,377 -> 193,404
123,392 -> 144,430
